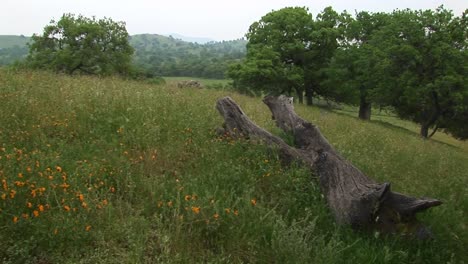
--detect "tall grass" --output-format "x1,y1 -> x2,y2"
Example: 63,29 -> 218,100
0,69 -> 466,263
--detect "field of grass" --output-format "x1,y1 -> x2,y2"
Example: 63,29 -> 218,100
0,69 -> 466,263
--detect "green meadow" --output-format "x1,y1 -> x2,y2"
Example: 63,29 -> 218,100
0,69 -> 466,263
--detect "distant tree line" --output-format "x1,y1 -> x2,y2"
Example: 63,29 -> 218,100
228,6 -> 468,139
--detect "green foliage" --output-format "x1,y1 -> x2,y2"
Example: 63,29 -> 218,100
1,69 -> 467,263
229,7 -> 350,104
131,34 -> 246,79
26,14 -> 134,76
373,7 -> 468,138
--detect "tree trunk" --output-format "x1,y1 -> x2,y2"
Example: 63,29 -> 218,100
305,86 -> 313,106
296,89 -> 304,104
420,124 -> 429,139
216,95 -> 441,238
358,95 -> 372,120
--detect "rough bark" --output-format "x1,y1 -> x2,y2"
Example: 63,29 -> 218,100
216,95 -> 442,238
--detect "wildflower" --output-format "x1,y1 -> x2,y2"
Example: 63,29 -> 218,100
110,187 -> 115,193
85,225 -> 92,231
234,210 -> 239,216
18,173 -> 23,178
184,195 -> 191,201
2,179 -> 7,190
14,181 -> 25,187
13,216 -> 19,223
191,206 -> 201,214
22,213 -> 29,219
264,159 -> 269,163
9,190 -> 16,199
38,205 -> 44,212
63,205 -> 71,211
59,183 -> 70,189
26,167 -> 32,173
81,202 -> 88,209
157,201 -> 163,208
56,166 -> 62,173
54,229 -> 58,235
102,199 -> 108,206
167,201 -> 173,207
78,194 -> 84,202
35,160 -> 40,168
1,194 -> 6,200
30,189 -> 37,198
33,210 -> 39,217
27,202 -> 32,208
225,208 -> 231,214
213,213 -> 219,220
250,199 -> 257,206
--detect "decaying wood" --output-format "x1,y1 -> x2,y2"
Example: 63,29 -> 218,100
216,95 -> 442,238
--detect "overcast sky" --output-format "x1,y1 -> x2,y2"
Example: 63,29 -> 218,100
1,0 -> 466,41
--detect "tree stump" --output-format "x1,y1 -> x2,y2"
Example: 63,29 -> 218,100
216,95 -> 442,238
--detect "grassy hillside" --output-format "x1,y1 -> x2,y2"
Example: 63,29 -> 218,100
0,69 -> 466,263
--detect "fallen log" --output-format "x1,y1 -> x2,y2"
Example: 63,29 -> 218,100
216,95 -> 442,238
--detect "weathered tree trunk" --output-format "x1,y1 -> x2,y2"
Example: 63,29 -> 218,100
216,95 -> 441,238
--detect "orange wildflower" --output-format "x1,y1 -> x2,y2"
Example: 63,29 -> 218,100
234,210 -> 239,216
81,202 -> 88,208
85,225 -> 92,231
184,195 -> 191,201
9,190 -> 16,199
167,201 -> 173,207
63,205 -> 71,211
26,167 -> 32,173
27,202 -> 32,208
18,173 -> 23,178
225,208 -> 231,214
250,199 -> 257,206
56,166 -> 62,173
191,206 -> 201,214
13,216 -> 19,223
78,194 -> 84,202
38,205 -> 44,212
102,199 -> 108,206
22,213 -> 29,219
213,213 -> 219,220
33,210 -> 39,217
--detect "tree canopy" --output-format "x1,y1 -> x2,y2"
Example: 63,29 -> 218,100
27,14 -> 134,76
230,6 -> 467,139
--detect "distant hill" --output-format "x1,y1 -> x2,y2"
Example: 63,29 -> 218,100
0,35 -> 30,65
0,34 -> 247,77
130,34 -> 246,79
166,33 -> 215,44
0,35 -> 30,49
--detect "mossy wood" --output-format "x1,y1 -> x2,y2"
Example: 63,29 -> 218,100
216,95 -> 442,237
